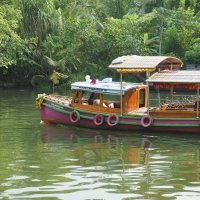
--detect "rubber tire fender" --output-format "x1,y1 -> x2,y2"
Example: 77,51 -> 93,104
94,114 -> 104,126
141,115 -> 153,128
107,114 -> 119,127
70,110 -> 80,123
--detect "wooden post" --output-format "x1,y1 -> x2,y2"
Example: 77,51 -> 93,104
120,73 -> 123,116
197,89 -> 199,118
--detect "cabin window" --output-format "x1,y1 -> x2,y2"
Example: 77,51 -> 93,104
139,88 -> 146,107
103,94 -> 120,108
76,92 -> 100,105
87,93 -> 99,105
74,91 -> 88,104
103,94 -> 120,101
81,92 -> 90,104
74,91 -> 79,103
74,92 -> 121,108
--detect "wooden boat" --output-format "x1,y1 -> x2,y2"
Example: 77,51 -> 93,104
36,55 -> 200,133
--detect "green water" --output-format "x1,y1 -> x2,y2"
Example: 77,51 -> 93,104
0,89 -> 200,200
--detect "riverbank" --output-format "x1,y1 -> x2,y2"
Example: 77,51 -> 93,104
0,81 -> 18,89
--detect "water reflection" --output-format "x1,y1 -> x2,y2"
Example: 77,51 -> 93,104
2,89 -> 200,199
41,125 -> 152,167
35,125 -> 200,199
1,123 -> 200,199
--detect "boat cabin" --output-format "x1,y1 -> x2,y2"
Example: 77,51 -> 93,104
146,70 -> 200,118
70,55 -> 200,118
70,78 -> 148,114
108,55 -> 200,118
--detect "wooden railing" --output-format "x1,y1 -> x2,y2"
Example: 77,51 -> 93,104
150,94 -> 198,109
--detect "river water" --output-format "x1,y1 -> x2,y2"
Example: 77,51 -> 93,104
0,89 -> 200,200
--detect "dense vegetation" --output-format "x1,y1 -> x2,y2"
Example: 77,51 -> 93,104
1,0 -> 200,89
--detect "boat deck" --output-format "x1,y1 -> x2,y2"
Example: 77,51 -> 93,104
129,107 -> 148,115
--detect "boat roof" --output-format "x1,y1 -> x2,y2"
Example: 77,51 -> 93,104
146,71 -> 200,84
109,55 -> 183,73
71,79 -> 146,95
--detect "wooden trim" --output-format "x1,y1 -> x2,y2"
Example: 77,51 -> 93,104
71,104 -> 121,114
149,109 -> 199,118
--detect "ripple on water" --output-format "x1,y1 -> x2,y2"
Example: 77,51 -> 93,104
1,90 -> 200,199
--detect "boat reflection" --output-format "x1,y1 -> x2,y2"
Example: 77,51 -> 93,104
39,124 -> 200,197
40,124 -> 152,166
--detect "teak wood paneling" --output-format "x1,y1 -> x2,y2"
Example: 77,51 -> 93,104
149,109 -> 199,118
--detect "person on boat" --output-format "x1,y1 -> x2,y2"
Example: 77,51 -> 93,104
195,64 -> 199,70
108,103 -> 114,108
88,93 -> 95,105
108,102 -> 120,108
93,99 -> 107,107
88,93 -> 107,107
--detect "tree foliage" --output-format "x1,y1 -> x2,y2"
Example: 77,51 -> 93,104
1,0 -> 200,88
0,5 -> 23,69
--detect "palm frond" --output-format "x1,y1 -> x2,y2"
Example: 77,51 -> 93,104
31,75 -> 46,86
57,58 -> 66,73
145,36 -> 159,46
49,71 -> 60,84
44,55 -> 58,67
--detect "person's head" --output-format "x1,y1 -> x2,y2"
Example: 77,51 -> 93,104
88,99 -> 93,105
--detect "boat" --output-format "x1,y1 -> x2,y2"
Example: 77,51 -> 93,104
36,55 -> 200,133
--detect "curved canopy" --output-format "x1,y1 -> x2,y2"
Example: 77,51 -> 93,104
71,80 -> 145,95
146,71 -> 200,90
109,55 -> 183,73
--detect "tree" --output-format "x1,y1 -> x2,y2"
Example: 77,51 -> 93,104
162,7 -> 200,60
185,44 -> 200,64
19,0 -> 62,47
0,4 -> 24,69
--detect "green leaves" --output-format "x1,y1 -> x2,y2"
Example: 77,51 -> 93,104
49,71 -> 60,85
0,4 -> 24,69
185,44 -> 200,63
163,8 -> 199,59
2,0 -> 200,88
